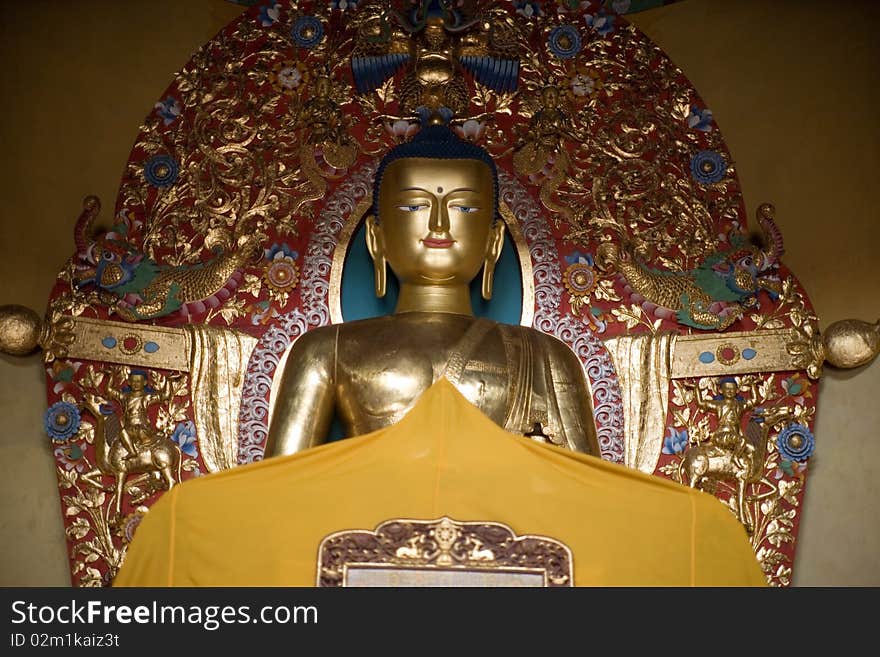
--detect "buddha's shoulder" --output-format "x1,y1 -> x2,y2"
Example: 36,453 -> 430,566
289,315 -> 416,350
293,316 -> 578,355
287,323 -> 337,353
332,313 -> 476,337
497,324 -> 579,360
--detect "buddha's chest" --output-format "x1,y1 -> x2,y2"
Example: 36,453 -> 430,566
334,324 -> 512,431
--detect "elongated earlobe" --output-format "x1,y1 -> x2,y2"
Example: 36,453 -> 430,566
365,215 -> 387,298
374,254 -> 387,299
482,262 -> 495,301
481,221 -> 505,301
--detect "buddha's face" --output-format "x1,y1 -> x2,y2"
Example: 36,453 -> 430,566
371,157 -> 501,287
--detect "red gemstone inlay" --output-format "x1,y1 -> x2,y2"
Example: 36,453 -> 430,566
122,337 -> 139,352
721,347 -> 736,361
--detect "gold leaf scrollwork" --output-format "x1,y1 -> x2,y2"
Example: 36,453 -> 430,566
39,311 -> 76,364
787,323 -> 825,380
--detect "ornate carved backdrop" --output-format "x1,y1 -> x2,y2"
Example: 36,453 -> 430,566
35,0 -> 820,586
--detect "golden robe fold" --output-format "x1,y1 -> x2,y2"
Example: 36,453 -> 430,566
604,332 -> 676,474
185,325 -> 257,473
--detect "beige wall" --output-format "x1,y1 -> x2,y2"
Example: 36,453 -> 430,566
0,0 -> 876,585
0,0 -> 245,587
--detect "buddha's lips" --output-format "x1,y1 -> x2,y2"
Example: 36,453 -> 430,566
422,238 -> 455,248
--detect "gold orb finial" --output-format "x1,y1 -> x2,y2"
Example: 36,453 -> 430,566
823,319 -> 880,369
0,305 -> 43,356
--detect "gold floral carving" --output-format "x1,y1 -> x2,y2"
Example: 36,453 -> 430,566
40,312 -> 76,364
78,368 -> 187,517
749,275 -> 824,380
317,516 -> 573,587
659,374 -> 814,586
787,323 -> 825,380
53,364 -> 195,585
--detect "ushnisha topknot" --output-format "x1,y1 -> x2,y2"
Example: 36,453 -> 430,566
372,110 -> 499,224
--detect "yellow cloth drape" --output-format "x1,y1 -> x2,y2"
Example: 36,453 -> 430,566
115,378 -> 764,587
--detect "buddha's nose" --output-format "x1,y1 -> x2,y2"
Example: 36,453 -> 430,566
428,201 -> 450,233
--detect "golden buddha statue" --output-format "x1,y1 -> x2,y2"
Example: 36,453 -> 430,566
266,120 -> 601,457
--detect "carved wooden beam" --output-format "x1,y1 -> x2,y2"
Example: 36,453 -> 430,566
1,305 -> 876,379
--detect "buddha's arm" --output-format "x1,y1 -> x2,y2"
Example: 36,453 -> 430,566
264,327 -> 338,458
543,336 -> 602,457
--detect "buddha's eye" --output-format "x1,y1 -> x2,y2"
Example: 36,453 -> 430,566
396,204 -> 427,212
451,205 -> 479,213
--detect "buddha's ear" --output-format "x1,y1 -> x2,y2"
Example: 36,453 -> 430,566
365,214 -> 387,298
481,221 -> 505,301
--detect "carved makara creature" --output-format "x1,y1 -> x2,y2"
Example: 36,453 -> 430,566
79,373 -> 182,517
72,197 -> 261,321
597,204 -> 785,330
